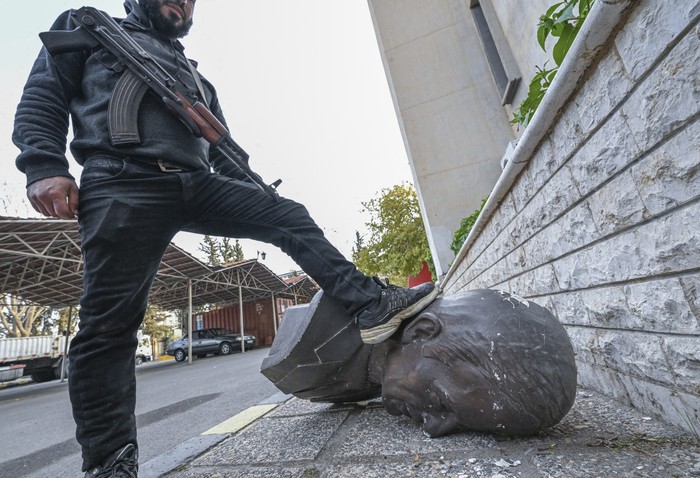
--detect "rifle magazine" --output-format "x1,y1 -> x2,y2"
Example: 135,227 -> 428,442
108,70 -> 149,145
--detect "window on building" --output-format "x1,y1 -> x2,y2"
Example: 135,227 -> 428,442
469,0 -> 521,105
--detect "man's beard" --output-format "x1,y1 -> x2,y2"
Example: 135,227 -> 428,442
139,0 -> 193,39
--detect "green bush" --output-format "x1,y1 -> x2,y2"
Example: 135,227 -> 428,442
450,197 -> 488,255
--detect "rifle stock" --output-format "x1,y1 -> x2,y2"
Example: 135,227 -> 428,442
40,6 -> 281,200
39,28 -> 99,55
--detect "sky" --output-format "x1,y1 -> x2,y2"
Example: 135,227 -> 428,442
0,0 -> 413,275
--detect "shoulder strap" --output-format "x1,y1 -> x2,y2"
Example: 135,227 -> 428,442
185,57 -> 208,106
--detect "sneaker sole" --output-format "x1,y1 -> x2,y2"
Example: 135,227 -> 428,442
360,287 -> 440,345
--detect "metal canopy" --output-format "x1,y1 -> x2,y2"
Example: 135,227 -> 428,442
0,217 -> 317,309
283,275 -> 322,301
149,259 -> 297,310
0,217 -> 83,307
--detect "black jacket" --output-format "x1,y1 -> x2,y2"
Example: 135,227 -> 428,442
13,0 -> 234,186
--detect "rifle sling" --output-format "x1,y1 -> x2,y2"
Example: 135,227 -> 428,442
185,57 -> 208,107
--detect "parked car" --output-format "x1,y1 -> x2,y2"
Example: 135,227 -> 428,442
165,328 -> 257,362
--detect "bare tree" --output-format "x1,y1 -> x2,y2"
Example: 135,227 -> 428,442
1,293 -> 49,338
0,180 -> 34,217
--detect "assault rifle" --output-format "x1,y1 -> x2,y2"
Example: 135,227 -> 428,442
39,6 -> 281,200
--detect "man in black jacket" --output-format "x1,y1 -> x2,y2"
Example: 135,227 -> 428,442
12,1 -> 438,476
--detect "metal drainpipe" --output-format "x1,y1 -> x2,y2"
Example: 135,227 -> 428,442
441,0 -> 635,287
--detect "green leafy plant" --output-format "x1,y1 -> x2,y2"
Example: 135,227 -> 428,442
510,64 -> 558,127
538,0 -> 594,67
450,197 -> 488,255
511,0 -> 595,127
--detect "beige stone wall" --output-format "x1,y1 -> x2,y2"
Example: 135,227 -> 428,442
442,0 -> 700,432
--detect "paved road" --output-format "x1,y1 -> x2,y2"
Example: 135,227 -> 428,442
0,347 -> 278,477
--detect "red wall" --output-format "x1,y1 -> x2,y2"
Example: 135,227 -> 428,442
200,298 -> 296,347
408,261 -> 433,287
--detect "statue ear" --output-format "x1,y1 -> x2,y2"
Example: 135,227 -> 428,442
401,313 -> 442,344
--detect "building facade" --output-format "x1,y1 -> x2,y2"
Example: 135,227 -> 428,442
368,0 -> 556,276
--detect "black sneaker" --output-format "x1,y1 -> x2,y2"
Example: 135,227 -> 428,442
84,443 -> 138,478
357,278 -> 439,344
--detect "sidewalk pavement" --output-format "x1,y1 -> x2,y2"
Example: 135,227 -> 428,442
148,387 -> 699,478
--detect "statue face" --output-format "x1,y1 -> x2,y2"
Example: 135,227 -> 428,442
380,290 -> 577,437
381,313 -> 498,437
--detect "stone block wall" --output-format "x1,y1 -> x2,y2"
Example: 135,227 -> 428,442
443,0 -> 700,432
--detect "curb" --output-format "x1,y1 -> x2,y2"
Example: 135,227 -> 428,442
139,391 -> 292,477
0,377 -> 33,390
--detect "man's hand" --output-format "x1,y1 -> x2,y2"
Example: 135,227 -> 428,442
27,177 -> 79,219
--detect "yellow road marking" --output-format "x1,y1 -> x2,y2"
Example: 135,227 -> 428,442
202,404 -> 278,435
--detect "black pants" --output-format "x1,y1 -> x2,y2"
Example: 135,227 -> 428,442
70,156 -> 379,470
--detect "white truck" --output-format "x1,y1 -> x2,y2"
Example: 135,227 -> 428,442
0,331 -> 154,383
135,333 -> 153,366
0,334 -> 71,383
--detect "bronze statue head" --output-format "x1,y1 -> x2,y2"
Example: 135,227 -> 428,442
261,289 -> 577,438
381,289 -> 577,437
